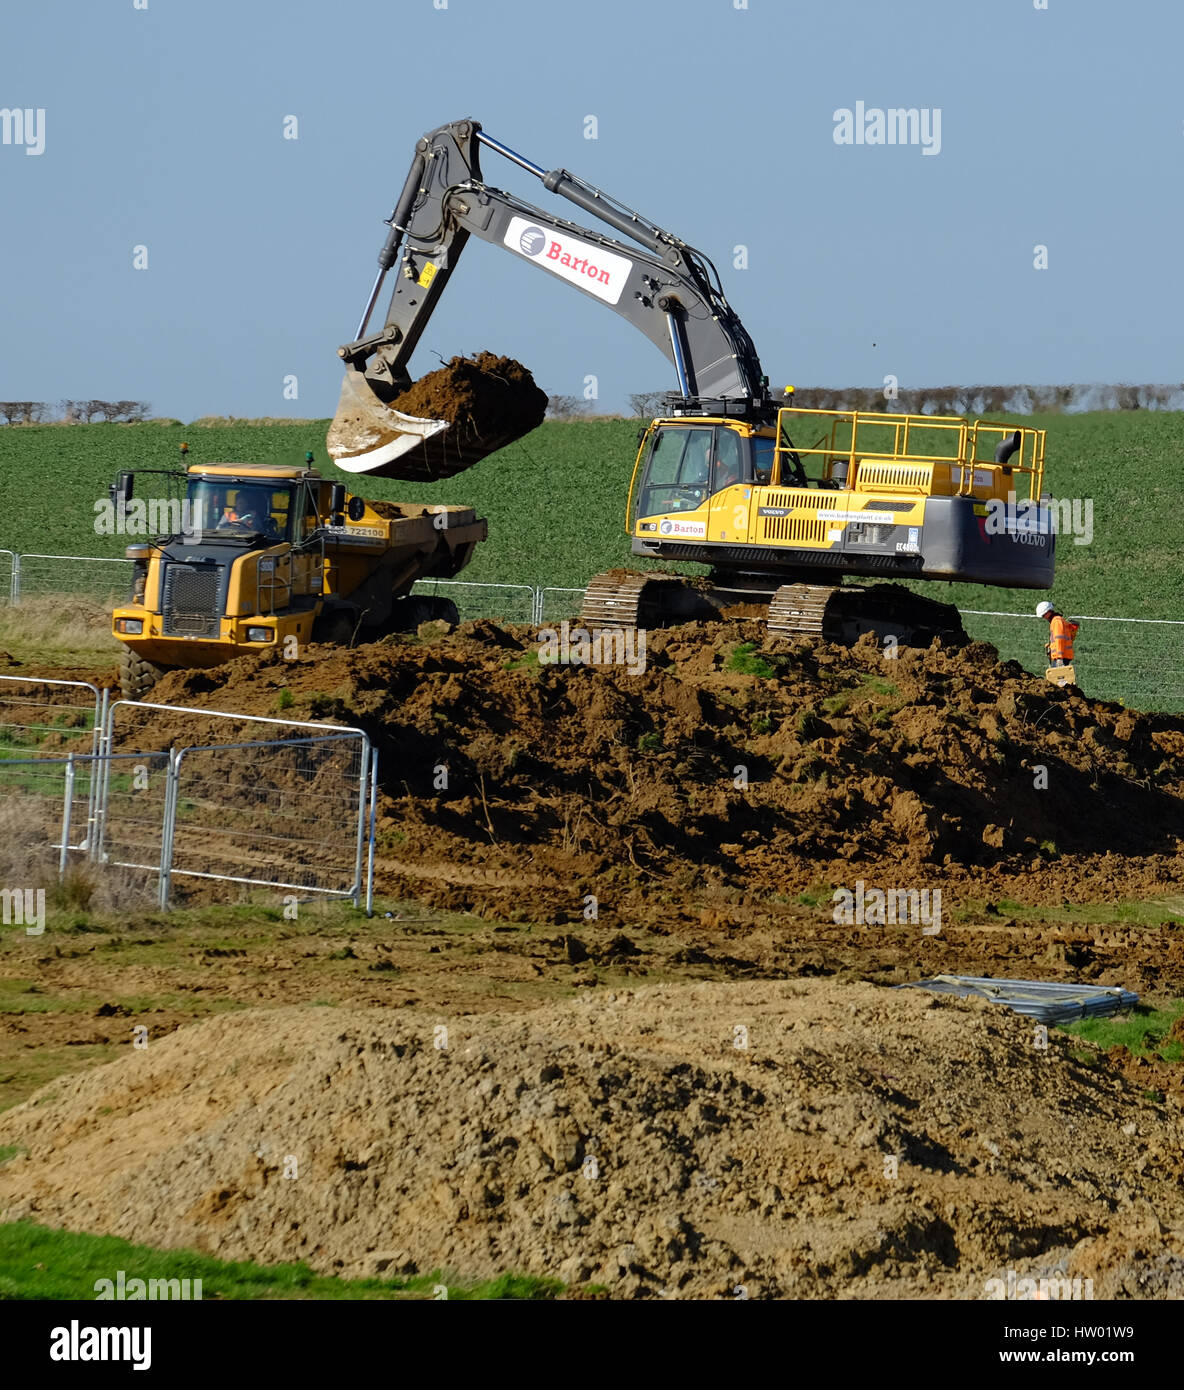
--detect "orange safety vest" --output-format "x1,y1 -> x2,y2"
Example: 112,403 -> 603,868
1048,614 -> 1077,662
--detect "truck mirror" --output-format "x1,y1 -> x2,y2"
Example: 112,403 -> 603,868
330,482 -> 346,526
113,472 -> 134,505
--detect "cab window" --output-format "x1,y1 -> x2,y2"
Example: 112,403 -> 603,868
711,429 -> 745,491
292,482 -> 322,544
751,435 -> 776,485
636,427 -> 714,516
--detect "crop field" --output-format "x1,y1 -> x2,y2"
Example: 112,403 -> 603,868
1,410 -> 1181,618
3,408 -> 1184,1306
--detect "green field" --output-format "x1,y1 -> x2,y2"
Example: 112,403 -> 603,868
0,414 -> 1181,707
0,1221 -> 561,1300
0,412 -> 1179,617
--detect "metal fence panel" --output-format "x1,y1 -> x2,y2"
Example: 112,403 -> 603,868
165,733 -> 368,900
537,586 -> 587,625
0,677 -> 104,851
104,700 -> 373,904
15,553 -> 132,605
98,750 -> 173,872
411,577 -> 536,623
0,754 -> 93,872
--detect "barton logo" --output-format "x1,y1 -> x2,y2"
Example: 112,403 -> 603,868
519,225 -> 547,256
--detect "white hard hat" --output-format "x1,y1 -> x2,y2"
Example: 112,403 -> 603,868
1035,601 -> 1054,619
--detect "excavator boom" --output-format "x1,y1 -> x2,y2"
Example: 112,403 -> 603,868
329,119 -> 771,478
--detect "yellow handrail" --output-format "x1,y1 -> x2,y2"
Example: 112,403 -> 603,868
773,407 -> 1045,500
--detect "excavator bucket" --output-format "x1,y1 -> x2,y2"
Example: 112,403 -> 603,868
326,358 -> 545,483
327,367 -> 453,481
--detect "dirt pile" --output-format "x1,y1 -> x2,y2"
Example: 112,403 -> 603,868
126,619 -> 1184,922
327,352 -> 547,481
2,979 -> 1180,1298
390,351 -> 547,436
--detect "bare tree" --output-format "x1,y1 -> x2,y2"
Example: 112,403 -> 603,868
0,402 -> 48,424
545,394 -> 589,421
627,391 -> 668,418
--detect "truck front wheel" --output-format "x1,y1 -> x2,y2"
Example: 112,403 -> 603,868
120,648 -> 169,701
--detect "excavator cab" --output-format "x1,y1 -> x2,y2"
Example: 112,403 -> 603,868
632,422 -> 762,521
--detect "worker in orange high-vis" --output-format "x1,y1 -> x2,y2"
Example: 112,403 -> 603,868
1036,600 -> 1078,667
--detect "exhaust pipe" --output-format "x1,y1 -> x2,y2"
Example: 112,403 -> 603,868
995,430 -> 1022,466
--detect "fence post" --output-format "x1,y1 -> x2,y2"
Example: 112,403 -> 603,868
366,745 -> 379,917
86,686 -> 109,855
10,553 -> 20,605
158,749 -> 181,910
351,738 -> 370,909
59,753 -> 75,879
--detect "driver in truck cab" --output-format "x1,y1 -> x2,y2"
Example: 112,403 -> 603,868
218,488 -> 281,539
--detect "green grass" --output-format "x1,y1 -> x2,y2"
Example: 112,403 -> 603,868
3,413 -> 1184,706
1060,1000 -> 1184,1062
725,641 -> 776,678
0,1221 -> 563,1301
1,412 -> 1181,617
948,897 -> 1184,927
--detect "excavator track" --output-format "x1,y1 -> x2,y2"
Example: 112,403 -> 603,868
766,584 -> 833,639
768,581 -> 964,648
579,572 -> 651,628
580,571 -> 964,650
580,571 -> 720,629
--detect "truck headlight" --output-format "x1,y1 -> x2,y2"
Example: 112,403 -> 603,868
116,619 -> 144,634
246,627 -> 272,643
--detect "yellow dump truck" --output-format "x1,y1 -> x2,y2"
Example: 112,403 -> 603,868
111,454 -> 485,698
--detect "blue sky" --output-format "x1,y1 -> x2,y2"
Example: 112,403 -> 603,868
2,0 -> 1181,418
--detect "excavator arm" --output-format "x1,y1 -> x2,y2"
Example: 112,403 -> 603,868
328,118 -> 771,477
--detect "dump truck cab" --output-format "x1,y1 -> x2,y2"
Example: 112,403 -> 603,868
112,457 -> 486,698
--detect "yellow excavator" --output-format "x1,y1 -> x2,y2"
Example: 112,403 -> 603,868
327,117 -> 1055,646
110,451 -> 485,698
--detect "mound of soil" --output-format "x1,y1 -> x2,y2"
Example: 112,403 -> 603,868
120,620 -> 1184,931
327,352 -> 547,481
390,351 -> 546,435
2,979 -> 1180,1298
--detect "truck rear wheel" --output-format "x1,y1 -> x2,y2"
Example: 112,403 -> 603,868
407,595 -> 460,627
120,648 -> 168,701
311,612 -> 356,646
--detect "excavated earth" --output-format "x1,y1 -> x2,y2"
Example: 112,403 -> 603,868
7,620 -> 1184,1297
2,982 -> 1182,1299
327,352 -> 547,481
388,351 -> 547,436
112,620 -> 1184,937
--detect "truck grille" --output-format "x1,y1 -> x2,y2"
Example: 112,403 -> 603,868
161,562 -> 223,637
